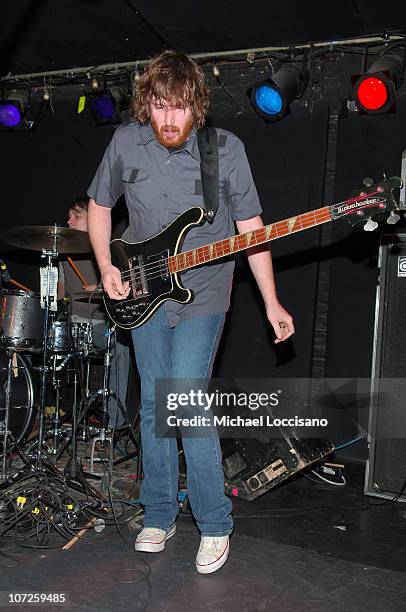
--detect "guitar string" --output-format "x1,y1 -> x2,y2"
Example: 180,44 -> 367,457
116,188 -> 384,286
118,209 -> 333,284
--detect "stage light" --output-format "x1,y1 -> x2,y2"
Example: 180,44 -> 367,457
352,50 -> 403,115
87,87 -> 127,125
249,64 -> 308,122
0,90 -> 31,131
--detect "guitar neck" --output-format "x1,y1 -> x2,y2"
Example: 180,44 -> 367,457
169,205 -> 332,273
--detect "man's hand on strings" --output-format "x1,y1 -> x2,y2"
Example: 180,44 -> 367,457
100,264 -> 130,300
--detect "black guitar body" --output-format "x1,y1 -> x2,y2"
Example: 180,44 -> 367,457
104,207 -> 206,329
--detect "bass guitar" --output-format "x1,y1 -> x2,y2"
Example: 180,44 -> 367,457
104,176 -> 402,329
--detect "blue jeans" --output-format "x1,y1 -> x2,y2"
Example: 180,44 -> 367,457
131,307 -> 233,536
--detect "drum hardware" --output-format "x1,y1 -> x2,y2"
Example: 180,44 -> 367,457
63,357 -> 82,479
1,349 -> 14,481
88,324 -> 116,487
71,322 -> 93,356
0,223 -> 140,492
52,352 -> 72,372
51,347 -> 106,479
0,225 -> 92,458
34,235 -> 61,470
0,350 -> 35,484
49,353 -> 72,455
0,225 -> 127,520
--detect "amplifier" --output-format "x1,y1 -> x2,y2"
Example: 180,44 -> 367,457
365,234 -> 406,502
222,436 -> 334,501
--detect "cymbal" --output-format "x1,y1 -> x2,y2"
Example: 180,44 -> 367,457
0,226 -> 92,253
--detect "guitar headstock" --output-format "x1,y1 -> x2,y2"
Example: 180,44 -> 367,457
330,176 -> 403,231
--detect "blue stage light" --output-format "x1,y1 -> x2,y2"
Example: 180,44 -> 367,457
255,85 -> 283,116
249,64 -> 308,122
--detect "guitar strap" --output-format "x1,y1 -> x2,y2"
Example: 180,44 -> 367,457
197,127 -> 219,224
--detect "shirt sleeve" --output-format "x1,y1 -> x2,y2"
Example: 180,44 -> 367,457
87,129 -> 123,208
227,138 -> 262,221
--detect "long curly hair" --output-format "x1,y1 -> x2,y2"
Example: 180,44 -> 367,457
131,50 -> 209,128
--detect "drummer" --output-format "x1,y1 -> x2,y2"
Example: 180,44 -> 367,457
57,197 -> 130,427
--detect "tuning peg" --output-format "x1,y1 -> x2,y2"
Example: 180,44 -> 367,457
362,177 -> 374,187
363,219 -> 378,231
386,211 -> 401,225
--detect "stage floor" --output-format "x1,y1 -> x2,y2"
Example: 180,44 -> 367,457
2,462 -> 406,612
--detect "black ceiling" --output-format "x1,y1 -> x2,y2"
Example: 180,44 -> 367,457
2,0 -> 406,78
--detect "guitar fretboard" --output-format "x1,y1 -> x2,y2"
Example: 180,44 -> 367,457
168,206 -> 332,273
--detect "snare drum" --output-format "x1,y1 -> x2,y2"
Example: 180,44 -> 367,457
0,290 -> 44,350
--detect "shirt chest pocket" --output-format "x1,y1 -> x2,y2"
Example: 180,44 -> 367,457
122,168 -> 152,211
122,167 -> 151,186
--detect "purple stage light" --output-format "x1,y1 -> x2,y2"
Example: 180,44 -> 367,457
0,104 -> 22,127
91,95 -> 115,120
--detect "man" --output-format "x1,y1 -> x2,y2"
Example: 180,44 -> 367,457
58,197 -> 130,428
87,50 -> 294,574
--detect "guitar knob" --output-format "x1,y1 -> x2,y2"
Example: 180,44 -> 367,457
386,211 -> 400,225
362,177 -> 374,187
363,219 -> 378,232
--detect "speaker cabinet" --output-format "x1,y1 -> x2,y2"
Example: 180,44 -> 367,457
365,234 -> 406,502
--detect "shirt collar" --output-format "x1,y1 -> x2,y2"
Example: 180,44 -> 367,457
138,122 -> 156,144
138,122 -> 200,161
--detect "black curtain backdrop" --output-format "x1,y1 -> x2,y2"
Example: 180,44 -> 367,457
211,105 -> 328,378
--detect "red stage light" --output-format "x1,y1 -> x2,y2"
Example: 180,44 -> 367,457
356,77 -> 389,111
351,51 -> 403,115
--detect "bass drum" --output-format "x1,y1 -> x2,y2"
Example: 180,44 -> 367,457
0,352 -> 36,444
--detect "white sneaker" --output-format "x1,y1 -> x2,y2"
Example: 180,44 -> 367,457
134,524 -> 176,553
195,535 -> 229,574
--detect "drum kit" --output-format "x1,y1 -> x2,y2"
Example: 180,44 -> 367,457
0,224 -> 129,490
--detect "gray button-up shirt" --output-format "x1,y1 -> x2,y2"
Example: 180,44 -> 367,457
88,121 -> 262,326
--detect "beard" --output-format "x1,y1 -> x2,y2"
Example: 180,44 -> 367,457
150,115 -> 194,148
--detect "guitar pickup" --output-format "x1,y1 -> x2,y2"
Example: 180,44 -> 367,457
129,254 -> 150,298
159,251 -> 170,279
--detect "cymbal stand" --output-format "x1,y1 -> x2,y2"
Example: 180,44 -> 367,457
36,230 -> 59,470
